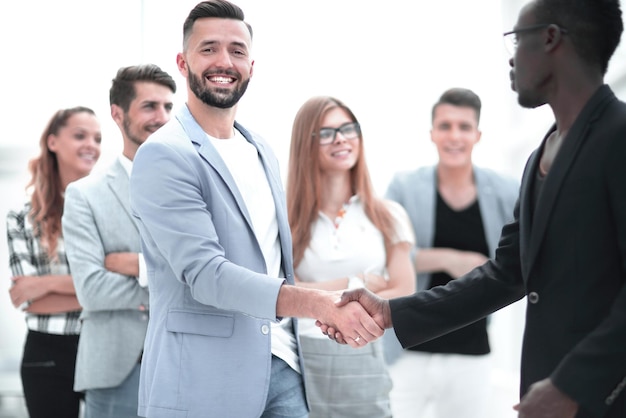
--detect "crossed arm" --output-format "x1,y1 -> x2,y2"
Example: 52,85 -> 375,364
9,274 -> 81,314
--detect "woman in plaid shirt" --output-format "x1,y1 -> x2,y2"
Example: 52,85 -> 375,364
6,106 -> 101,418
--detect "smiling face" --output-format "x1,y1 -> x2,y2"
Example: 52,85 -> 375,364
317,107 -> 360,175
47,111 -> 101,182
177,17 -> 253,109
431,103 -> 481,170
112,81 -> 174,158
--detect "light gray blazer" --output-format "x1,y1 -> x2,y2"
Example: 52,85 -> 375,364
386,165 -> 519,290
383,165 -> 519,362
63,158 -> 150,391
129,105 -> 303,418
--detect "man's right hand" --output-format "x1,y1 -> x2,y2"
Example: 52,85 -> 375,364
105,252 -> 140,277
317,288 -> 392,344
276,285 -> 385,348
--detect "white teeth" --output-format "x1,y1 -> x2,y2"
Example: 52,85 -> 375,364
209,76 -> 232,84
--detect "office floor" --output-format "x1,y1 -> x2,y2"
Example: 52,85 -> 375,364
0,371 -> 517,418
0,373 -> 25,418
0,397 -> 26,418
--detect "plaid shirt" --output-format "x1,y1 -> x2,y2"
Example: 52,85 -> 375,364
6,201 -> 81,335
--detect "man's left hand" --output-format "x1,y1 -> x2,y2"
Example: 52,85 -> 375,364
514,378 -> 578,418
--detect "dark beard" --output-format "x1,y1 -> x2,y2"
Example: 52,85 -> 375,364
122,116 -> 145,147
188,68 -> 249,109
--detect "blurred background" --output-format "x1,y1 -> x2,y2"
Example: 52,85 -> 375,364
1,0 -> 625,416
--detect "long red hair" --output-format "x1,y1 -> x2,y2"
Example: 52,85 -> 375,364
27,106 -> 96,258
286,96 -> 395,267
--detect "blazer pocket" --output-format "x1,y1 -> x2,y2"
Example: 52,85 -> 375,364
166,310 -> 234,338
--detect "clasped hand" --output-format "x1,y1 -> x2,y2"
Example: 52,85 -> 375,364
317,288 -> 392,346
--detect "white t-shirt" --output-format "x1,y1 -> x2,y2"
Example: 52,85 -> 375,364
118,155 -> 148,287
208,129 -> 299,372
296,195 -> 415,337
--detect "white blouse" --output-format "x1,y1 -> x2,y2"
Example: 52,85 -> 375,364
296,195 -> 415,337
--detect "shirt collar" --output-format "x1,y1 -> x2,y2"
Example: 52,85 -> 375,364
118,154 -> 133,177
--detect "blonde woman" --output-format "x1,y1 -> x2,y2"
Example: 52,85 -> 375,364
7,106 -> 101,418
286,96 -> 416,418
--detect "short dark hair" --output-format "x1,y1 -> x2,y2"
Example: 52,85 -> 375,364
534,0 -> 623,74
183,0 -> 253,50
431,88 -> 482,124
109,64 -> 177,112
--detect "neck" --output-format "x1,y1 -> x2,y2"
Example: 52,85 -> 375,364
122,141 -> 139,161
436,164 -> 474,188
187,96 -> 238,139
436,164 -> 477,210
320,172 -> 352,213
549,67 -> 603,136
58,168 -> 83,193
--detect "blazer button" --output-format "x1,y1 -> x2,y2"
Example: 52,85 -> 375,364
261,325 -> 270,335
528,292 -> 539,304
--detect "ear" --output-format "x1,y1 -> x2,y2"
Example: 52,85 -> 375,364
249,59 -> 255,77
111,104 -> 124,126
177,53 -> 188,77
47,134 -> 58,152
544,24 -> 565,53
474,129 -> 482,144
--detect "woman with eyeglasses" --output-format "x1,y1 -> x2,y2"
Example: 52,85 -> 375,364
286,96 -> 416,417
6,106 -> 101,418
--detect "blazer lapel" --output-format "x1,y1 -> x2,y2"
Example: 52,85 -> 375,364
234,121 -> 294,281
518,148 -> 541,279
107,159 -> 138,232
175,105 -> 294,280
175,105 -> 255,234
525,86 -> 615,276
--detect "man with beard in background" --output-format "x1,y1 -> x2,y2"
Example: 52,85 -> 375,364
63,64 -> 176,418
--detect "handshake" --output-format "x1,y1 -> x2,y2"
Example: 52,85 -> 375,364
314,288 -> 393,348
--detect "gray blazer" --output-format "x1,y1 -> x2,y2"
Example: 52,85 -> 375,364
382,165 -> 519,363
129,105 -> 303,418
63,158 -> 150,391
386,165 -> 519,291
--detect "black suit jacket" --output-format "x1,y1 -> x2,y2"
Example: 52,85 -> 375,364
390,85 -> 626,417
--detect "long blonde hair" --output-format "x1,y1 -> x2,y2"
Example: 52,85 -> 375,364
286,96 -> 395,267
27,106 -> 96,258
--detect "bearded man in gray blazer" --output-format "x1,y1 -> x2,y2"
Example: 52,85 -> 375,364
62,64 -> 176,418
129,2 -> 383,417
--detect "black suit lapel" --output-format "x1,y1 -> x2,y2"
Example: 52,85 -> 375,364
524,86 -> 615,277
519,147 -> 541,279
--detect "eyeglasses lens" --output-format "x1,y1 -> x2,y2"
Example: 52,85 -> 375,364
318,123 -> 360,145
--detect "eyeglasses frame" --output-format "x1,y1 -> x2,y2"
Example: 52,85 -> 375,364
313,122 -> 361,146
502,23 -> 568,55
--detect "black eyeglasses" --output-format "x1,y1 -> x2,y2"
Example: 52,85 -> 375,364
502,23 -> 568,56
315,122 -> 361,145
